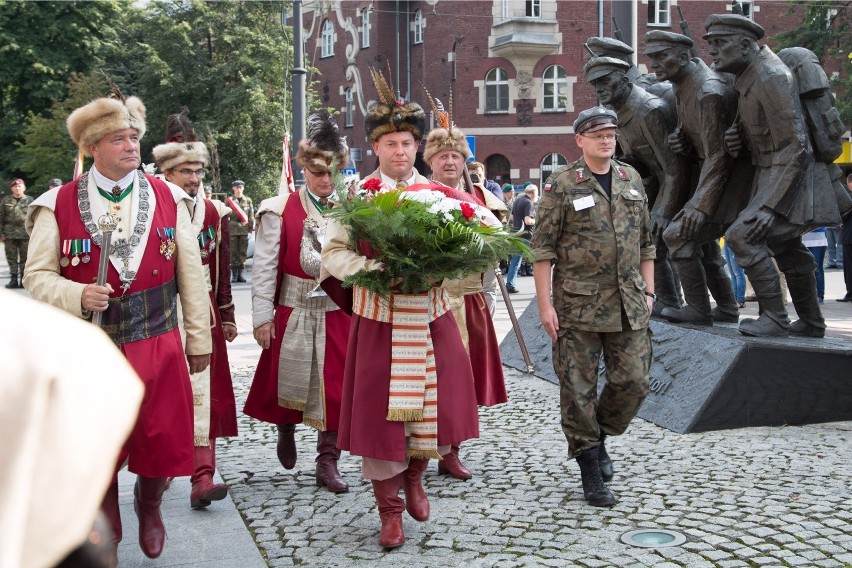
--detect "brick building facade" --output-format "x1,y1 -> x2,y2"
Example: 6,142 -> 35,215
302,0 -> 847,184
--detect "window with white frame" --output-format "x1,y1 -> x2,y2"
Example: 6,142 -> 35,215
485,68 -> 509,112
648,0 -> 670,27
502,0 -> 510,19
525,0 -> 541,18
542,65 -> 568,111
344,88 -> 354,127
740,1 -> 754,19
321,19 -> 334,58
413,10 -> 424,44
540,152 -> 568,187
360,8 -> 371,48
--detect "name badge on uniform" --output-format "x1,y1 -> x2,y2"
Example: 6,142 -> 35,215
573,195 -> 595,211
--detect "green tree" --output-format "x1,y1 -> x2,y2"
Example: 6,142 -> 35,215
0,0 -> 130,180
773,1 -> 852,123
16,72 -> 106,197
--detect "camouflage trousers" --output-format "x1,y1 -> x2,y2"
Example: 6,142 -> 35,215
553,321 -> 651,457
4,238 -> 29,276
230,233 -> 249,268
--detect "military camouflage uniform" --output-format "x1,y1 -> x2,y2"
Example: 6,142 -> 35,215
0,193 -> 34,277
229,194 -> 254,269
532,157 -> 655,457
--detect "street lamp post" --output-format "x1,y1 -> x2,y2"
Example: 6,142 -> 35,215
291,0 -> 306,188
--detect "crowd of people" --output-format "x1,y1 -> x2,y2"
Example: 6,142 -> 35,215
3,9 -> 852,567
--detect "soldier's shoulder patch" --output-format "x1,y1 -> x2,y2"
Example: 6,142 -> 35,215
612,159 -> 639,177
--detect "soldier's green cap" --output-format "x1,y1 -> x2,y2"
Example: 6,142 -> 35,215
573,106 -> 618,135
583,56 -> 630,82
586,36 -> 634,58
703,14 -> 765,41
644,30 -> 694,55
501,183 -> 514,193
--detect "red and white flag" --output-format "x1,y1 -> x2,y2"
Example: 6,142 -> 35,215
279,134 -> 295,195
226,196 -> 248,224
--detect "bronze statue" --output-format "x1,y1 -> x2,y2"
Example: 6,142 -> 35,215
703,13 -> 843,338
644,30 -> 751,326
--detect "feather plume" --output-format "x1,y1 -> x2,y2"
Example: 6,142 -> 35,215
422,85 -> 450,130
100,70 -> 126,102
164,107 -> 197,143
306,111 -> 348,155
370,66 -> 397,107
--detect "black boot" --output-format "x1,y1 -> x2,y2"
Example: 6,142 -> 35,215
5,274 -> 17,289
598,435 -> 613,482
703,243 -> 740,323
739,258 -> 790,337
236,268 -> 246,283
231,268 -> 238,283
786,272 -> 826,337
575,447 -> 616,507
276,424 -> 297,469
653,242 -> 683,312
661,258 -> 713,325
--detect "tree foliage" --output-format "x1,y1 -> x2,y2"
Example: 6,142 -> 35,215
4,0 -> 301,205
773,0 -> 852,123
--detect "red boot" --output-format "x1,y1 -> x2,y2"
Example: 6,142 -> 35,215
371,475 -> 405,549
134,476 -> 167,558
190,440 -> 229,508
402,458 -> 430,522
315,431 -> 349,493
438,445 -> 472,480
101,476 -> 122,546
277,423 -> 297,470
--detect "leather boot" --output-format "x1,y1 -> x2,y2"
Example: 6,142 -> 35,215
5,274 -> 17,289
236,268 -> 246,283
101,476 -> 122,547
437,445 -> 472,480
190,441 -> 229,508
598,435 -> 614,482
661,258 -> 713,325
231,268 -> 238,282
315,431 -> 348,493
575,447 -> 616,507
134,476 -> 167,558
654,244 -> 683,312
739,258 -> 790,337
402,458 -> 430,522
786,272 -> 826,337
276,423 -> 297,469
371,475 -> 405,549
703,245 -> 740,323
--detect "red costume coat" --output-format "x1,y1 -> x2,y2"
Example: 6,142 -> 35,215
464,291 -> 508,407
243,193 -> 350,430
197,199 -> 238,438
53,175 -> 194,477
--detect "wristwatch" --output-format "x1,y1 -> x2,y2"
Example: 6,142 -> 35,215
644,291 -> 657,301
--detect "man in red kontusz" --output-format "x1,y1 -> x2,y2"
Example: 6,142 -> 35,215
153,108 -> 239,510
320,71 -> 480,550
24,94 -> 211,561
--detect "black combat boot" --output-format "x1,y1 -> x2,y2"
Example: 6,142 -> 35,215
703,246 -> 740,323
236,268 -> 246,283
786,272 -> 826,338
5,274 -> 18,289
739,258 -> 790,337
575,447 -> 616,507
661,258 -> 713,325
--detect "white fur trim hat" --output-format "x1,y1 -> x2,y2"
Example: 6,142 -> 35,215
66,96 -> 147,156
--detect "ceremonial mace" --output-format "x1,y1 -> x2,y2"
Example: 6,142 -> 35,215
91,213 -> 117,327
462,167 -> 534,373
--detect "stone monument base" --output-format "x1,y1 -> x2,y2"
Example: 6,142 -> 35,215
499,302 -> 852,434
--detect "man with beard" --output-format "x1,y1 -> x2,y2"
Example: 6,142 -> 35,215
153,108 -> 238,509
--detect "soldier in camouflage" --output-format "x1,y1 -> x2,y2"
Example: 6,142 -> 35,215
0,178 -> 34,288
228,180 -> 254,283
532,107 -> 655,508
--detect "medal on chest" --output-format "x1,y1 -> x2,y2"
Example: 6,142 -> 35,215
157,227 -> 176,260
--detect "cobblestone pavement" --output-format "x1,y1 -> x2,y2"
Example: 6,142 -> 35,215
217,365 -> 852,568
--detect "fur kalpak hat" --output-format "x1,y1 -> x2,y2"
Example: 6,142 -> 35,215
67,93 -> 146,157
151,107 -> 210,172
422,89 -> 471,163
296,111 -> 349,173
365,66 -> 427,143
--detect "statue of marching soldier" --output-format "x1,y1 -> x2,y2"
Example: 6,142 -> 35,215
583,5 -> 849,338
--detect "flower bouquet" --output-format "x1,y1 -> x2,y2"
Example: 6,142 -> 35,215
328,178 -> 531,295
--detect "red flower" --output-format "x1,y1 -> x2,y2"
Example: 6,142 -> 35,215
362,178 -> 383,192
459,202 -> 476,221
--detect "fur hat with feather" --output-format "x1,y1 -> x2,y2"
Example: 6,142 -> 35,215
151,107 -> 210,172
296,111 -> 349,174
365,66 -> 427,143
66,79 -> 146,156
422,88 -> 470,163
